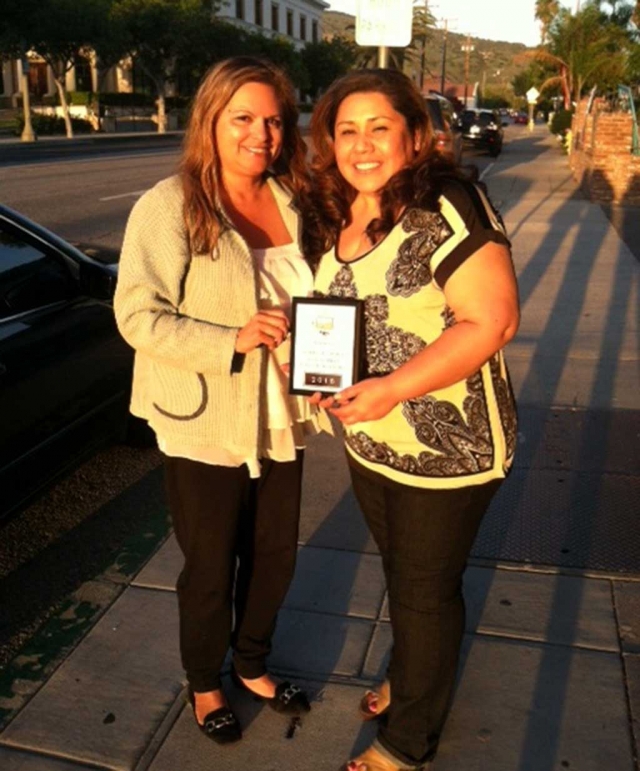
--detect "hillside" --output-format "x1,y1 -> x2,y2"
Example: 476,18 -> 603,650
322,11 -> 532,96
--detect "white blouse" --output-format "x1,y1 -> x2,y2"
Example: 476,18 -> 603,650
158,242 -> 327,476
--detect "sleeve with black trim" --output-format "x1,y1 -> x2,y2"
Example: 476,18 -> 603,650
431,179 -> 511,288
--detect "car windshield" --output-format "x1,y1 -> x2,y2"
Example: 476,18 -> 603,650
461,111 -> 494,127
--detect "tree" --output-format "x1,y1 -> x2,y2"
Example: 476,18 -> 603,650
112,0 -> 217,133
532,4 -> 629,108
243,32 -> 309,92
301,37 -> 357,99
535,0 -> 561,43
28,0 -> 109,137
406,2 -> 437,85
512,60 -> 557,98
173,18 -> 248,96
91,0 -> 130,95
0,0 -> 41,140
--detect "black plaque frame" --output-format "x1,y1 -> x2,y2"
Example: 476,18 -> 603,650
289,296 -> 364,396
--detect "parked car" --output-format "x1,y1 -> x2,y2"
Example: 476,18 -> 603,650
424,93 -> 463,164
458,109 -> 504,156
513,112 -> 528,125
0,204 -> 141,519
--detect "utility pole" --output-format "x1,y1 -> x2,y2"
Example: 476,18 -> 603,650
418,0 -> 429,90
437,17 -> 456,95
440,19 -> 448,94
461,34 -> 474,109
479,51 -> 491,103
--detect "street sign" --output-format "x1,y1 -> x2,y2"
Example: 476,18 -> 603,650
355,0 -> 413,47
526,87 -> 540,104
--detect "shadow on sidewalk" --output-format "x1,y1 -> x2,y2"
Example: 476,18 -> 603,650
456,164 -> 638,769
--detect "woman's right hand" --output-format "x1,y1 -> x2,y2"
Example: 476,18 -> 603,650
235,309 -> 289,353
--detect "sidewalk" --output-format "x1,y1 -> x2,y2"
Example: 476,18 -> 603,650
0,126 -> 639,771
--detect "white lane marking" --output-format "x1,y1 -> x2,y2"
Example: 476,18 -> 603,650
479,162 -> 495,181
99,189 -> 147,202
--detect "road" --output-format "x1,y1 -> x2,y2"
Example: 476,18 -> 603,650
0,133 -> 500,250
0,135 -> 501,670
0,137 -> 181,251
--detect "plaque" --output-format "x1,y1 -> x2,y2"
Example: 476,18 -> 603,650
289,297 -> 364,396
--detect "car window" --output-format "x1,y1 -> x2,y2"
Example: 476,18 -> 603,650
0,225 -> 78,319
424,99 -> 445,132
440,101 -> 453,125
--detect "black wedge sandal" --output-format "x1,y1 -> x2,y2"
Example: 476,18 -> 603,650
187,687 -> 242,745
230,666 -> 311,715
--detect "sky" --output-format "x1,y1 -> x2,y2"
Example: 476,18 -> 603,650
325,0 -> 576,48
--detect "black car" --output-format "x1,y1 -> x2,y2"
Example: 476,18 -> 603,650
0,205 -> 137,519
459,109 -> 504,156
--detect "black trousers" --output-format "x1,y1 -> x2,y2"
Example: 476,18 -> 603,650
349,460 -> 502,767
164,452 -> 303,692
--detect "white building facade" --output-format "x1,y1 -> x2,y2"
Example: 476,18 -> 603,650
217,0 -> 328,49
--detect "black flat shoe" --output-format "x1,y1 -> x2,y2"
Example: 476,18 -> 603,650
230,666 -> 311,715
187,687 -> 242,744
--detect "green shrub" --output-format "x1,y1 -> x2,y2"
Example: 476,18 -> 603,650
68,91 -> 93,106
15,113 -> 93,136
550,109 -> 573,137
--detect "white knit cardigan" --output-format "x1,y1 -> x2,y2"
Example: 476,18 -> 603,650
114,174 -> 303,450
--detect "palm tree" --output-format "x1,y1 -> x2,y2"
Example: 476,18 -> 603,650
535,0 -> 561,43
533,5 -> 628,109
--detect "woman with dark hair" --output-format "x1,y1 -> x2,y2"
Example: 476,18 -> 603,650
306,69 -> 519,771
114,56 -> 324,745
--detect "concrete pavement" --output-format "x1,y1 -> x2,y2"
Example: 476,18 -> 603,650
0,125 -> 639,771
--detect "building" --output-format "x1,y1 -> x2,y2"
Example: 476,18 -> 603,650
0,0 -> 328,107
217,0 -> 328,47
421,78 -> 479,111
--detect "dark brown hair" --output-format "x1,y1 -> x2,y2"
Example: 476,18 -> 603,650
181,56 -> 308,255
303,68 -> 462,267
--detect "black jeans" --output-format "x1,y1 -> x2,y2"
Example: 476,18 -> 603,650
349,459 -> 502,767
164,452 -> 303,692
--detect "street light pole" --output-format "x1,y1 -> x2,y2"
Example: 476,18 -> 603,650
20,56 -> 36,143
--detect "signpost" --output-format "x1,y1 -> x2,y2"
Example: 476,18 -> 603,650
526,86 -> 540,132
356,0 -> 413,68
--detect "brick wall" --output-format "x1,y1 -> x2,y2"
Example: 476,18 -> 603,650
570,99 -> 640,205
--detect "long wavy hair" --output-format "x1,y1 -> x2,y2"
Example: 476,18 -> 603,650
303,69 -> 463,268
181,56 -> 308,255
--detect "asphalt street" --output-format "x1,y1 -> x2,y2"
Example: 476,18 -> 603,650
0,132 -> 499,251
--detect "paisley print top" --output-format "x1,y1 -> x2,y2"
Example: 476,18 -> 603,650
314,180 -> 517,490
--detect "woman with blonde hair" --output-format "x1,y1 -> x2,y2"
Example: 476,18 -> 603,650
115,56 -> 323,745
306,69 -> 519,771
